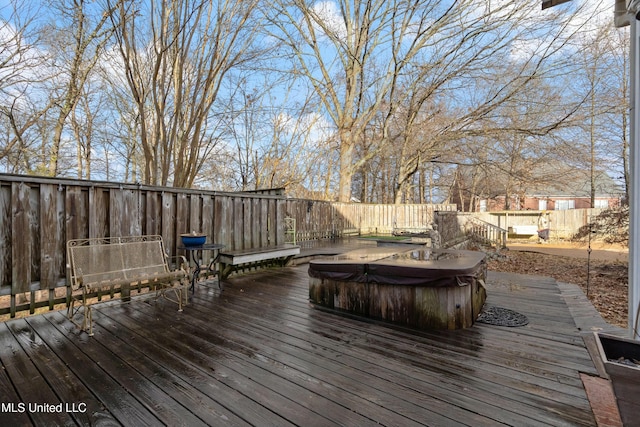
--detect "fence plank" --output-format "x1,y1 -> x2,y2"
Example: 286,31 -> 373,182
145,191 -> 161,236
233,197 -> 243,250
89,186 -> 109,238
108,188 -> 124,237
39,185 -> 63,289
11,182 -> 31,294
162,192 -> 176,256
243,197 -> 252,249
125,188 -> 142,236
176,193 -> 189,239
189,194 -> 201,235
201,196 -> 214,240
65,186 -> 87,240
0,184 -> 11,289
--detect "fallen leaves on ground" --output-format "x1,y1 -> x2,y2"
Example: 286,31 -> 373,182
487,249 -> 628,328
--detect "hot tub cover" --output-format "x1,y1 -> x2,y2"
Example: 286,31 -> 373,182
308,248 -> 486,287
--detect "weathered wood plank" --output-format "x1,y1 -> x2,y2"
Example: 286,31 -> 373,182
243,197 -> 252,249
125,188 -> 142,236
11,182 -> 31,294
219,244 -> 300,265
39,184 -> 63,289
188,291 -> 532,426
201,195 -> 214,236
65,185 -> 87,240
107,301 -> 391,427
251,197 -> 260,247
42,312 -> 208,426
233,197 -> 243,250
269,198 -> 277,244
188,193 -> 201,235
161,192 -> 176,256
28,185 -> 40,290
215,195 -> 231,249
176,192 -> 190,238
108,187 -> 125,237
0,325 -> 32,426
25,314 -> 165,426
145,191 -> 161,236
276,198 -> 286,245
0,183 -> 11,289
10,317 -> 119,426
218,269 -> 595,425
89,310 -> 295,426
88,186 -> 109,238
0,321 -> 75,426
0,258 -> 611,426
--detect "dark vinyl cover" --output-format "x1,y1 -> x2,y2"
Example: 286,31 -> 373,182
308,249 -> 486,287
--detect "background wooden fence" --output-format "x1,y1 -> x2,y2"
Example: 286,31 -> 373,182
284,200 -> 455,240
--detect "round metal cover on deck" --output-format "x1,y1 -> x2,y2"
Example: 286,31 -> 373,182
476,306 -> 529,327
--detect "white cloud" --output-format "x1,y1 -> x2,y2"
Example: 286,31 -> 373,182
570,0 -> 611,34
275,110 -> 336,147
310,1 -> 347,42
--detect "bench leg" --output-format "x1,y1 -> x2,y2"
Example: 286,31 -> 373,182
220,263 -> 233,280
67,291 -> 94,336
154,281 -> 187,311
85,305 -> 94,337
282,255 -> 294,266
67,298 -> 75,321
175,282 -> 184,312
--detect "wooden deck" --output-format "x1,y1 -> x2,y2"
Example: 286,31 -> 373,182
0,259 -> 626,426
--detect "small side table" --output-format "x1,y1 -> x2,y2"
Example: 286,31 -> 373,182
178,243 -> 225,292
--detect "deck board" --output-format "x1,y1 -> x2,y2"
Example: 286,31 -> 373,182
0,259 -> 626,426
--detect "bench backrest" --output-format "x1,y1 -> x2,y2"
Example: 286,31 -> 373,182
67,235 -> 169,289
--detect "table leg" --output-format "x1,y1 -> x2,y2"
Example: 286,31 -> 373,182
190,251 -> 202,293
206,251 -> 222,290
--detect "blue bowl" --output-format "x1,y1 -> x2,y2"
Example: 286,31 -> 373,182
181,234 -> 206,247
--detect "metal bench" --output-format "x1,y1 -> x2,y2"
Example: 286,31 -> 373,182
66,235 -> 190,336
218,244 -> 301,279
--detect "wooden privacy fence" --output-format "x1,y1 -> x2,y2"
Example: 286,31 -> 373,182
2,173 -> 610,320
0,175 -> 290,317
284,200 -> 456,240
0,174 -> 456,318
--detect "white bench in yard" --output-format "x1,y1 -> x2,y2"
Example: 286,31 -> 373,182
66,235 -> 190,336
218,244 -> 300,279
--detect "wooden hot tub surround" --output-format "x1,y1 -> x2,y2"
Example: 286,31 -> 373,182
308,248 -> 487,330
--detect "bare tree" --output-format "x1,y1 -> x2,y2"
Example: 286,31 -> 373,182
583,21 -> 630,205
0,0 -> 55,172
569,20 -> 628,207
109,0 -> 261,187
42,0 -> 117,176
267,0 -> 472,202
268,0 -> 597,203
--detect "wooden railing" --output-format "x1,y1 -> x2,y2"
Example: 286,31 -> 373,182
434,211 -> 508,249
463,217 -> 508,248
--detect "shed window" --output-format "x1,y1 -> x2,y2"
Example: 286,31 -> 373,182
555,200 -> 575,210
594,199 -> 609,208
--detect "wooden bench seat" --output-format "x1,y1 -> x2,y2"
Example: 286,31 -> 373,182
218,244 -> 300,279
66,235 -> 190,336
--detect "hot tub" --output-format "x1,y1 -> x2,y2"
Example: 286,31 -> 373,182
308,248 -> 487,330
